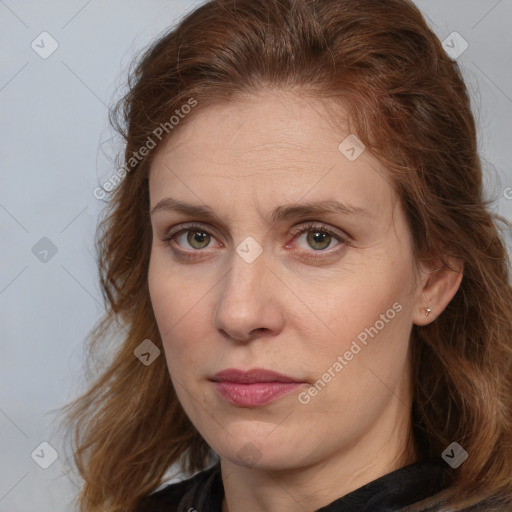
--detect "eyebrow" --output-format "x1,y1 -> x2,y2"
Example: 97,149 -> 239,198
150,197 -> 373,223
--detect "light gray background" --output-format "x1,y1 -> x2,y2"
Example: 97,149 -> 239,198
1,1 -> 511,510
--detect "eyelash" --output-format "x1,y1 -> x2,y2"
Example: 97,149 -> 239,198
162,221 -> 349,260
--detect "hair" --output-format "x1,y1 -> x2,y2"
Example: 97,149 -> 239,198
58,0 -> 512,510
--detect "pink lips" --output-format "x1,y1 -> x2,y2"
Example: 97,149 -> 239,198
210,368 -> 305,407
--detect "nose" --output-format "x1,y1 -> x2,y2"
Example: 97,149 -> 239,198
213,247 -> 284,343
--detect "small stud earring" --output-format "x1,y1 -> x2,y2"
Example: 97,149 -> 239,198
425,307 -> 432,316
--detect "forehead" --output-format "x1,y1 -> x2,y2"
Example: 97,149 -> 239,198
155,89 -> 351,168
149,89 -> 396,225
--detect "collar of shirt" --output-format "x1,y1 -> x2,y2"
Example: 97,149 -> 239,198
137,460 -> 451,512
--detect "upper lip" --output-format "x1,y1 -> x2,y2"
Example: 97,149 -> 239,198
211,368 -> 303,383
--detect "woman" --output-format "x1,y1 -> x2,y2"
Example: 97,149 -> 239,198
60,0 -> 512,510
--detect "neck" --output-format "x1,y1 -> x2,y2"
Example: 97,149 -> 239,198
220,409 -> 418,512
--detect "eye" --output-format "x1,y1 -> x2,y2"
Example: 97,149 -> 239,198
162,221 -> 349,260
164,222 -> 219,254
288,222 -> 348,256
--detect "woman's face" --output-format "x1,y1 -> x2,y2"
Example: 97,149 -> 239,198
148,89 -> 426,472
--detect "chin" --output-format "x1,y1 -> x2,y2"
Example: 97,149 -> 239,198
213,430 -> 307,470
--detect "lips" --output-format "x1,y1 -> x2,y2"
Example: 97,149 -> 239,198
211,368 -> 302,383
210,368 -> 306,407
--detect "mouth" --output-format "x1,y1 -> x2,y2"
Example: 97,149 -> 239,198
210,368 -> 307,407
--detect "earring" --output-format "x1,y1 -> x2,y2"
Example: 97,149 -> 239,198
425,307 -> 432,316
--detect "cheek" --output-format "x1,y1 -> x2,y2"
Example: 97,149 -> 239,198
148,266 -> 175,336
148,250 -> 195,333
321,261 -> 411,341
148,260 -> 211,375
303,253 -> 416,392
148,261 -> 185,349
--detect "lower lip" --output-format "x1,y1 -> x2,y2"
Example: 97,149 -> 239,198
213,381 -> 303,407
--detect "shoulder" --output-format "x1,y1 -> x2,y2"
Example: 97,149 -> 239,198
133,463 -> 222,512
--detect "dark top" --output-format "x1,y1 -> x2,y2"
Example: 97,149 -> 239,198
134,460 -> 460,512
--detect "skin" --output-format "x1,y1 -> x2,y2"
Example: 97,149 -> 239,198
147,88 -> 463,512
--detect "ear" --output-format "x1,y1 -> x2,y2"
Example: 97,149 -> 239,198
413,256 -> 464,326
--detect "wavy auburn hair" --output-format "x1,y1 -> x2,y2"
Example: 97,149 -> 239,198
58,0 -> 512,510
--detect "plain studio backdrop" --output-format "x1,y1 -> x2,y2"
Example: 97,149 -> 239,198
1,1 -> 511,510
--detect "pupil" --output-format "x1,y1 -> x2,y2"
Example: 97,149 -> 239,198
189,231 -> 209,248
308,231 -> 330,250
